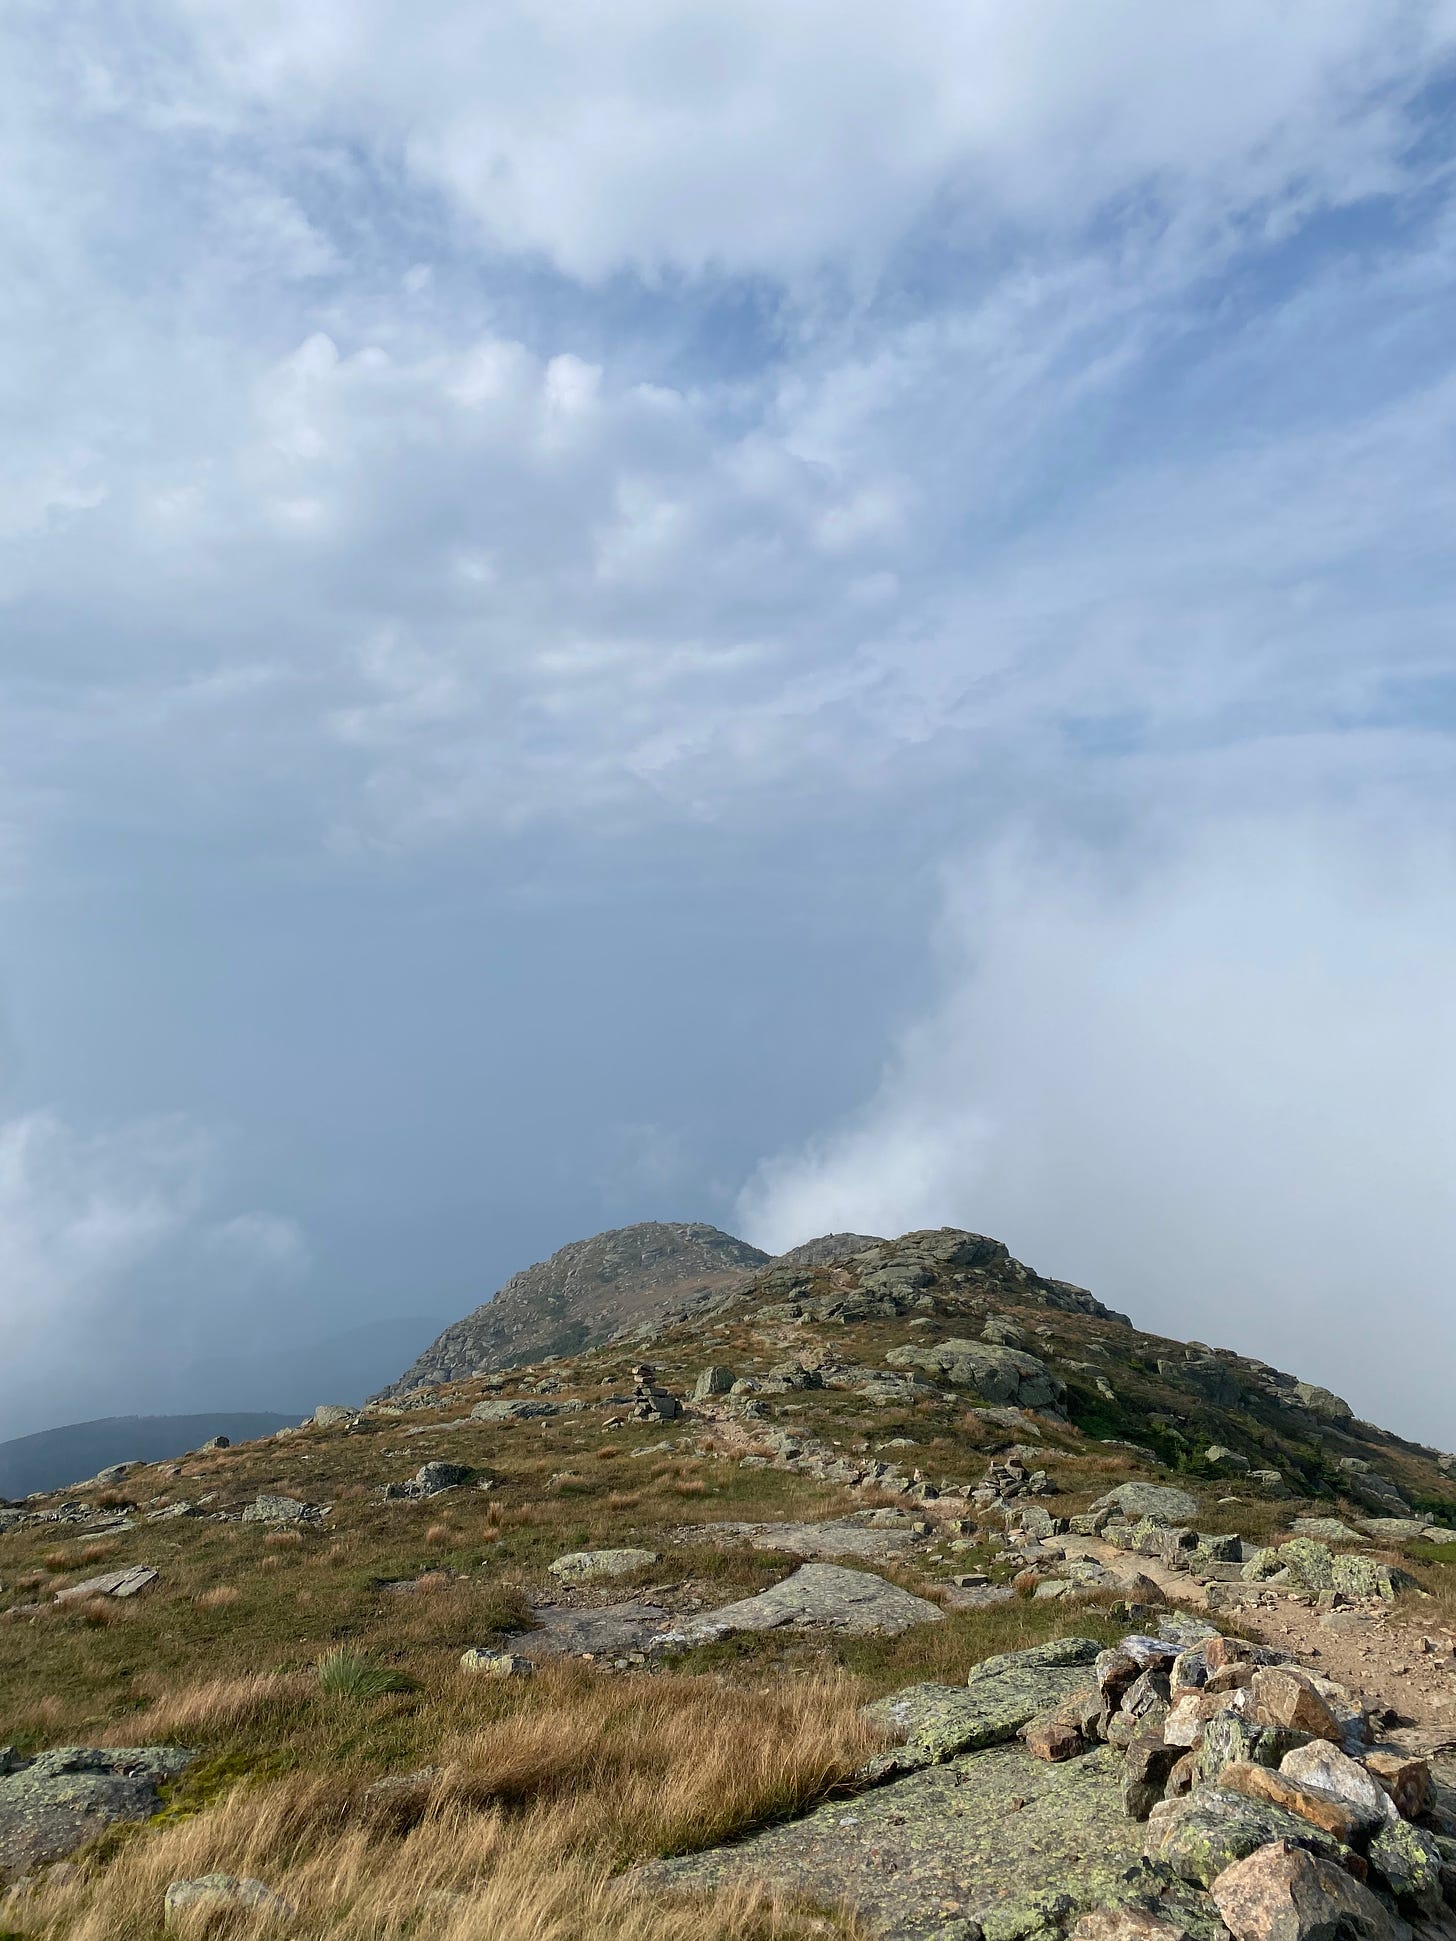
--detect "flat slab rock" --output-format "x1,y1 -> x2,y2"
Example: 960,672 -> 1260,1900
0,1747 -> 195,1873
676,1517 -> 923,1562
646,1740 -> 1175,1941
507,1602 -> 671,1660
53,1565 -> 158,1603
863,1640 -> 1104,1775
659,1563 -> 943,1645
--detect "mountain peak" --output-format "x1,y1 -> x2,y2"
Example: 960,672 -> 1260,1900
374,1220 -> 769,1396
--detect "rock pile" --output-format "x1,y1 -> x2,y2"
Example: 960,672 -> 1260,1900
972,1450 -> 1056,1511
1017,1619 -> 1454,1930
625,1364 -> 681,1423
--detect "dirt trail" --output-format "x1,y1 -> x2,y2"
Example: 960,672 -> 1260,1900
1062,1534 -> 1456,1756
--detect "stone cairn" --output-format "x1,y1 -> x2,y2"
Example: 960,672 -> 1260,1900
628,1364 -> 681,1424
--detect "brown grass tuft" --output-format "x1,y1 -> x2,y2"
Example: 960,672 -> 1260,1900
194,1585 -> 241,1610
105,1671 -> 313,1743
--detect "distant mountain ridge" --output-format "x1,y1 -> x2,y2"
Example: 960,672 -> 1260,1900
375,1221 -> 773,1397
0,1413 -> 296,1500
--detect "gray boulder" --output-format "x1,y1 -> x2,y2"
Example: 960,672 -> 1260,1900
241,1493 -> 323,1524
548,1547 -> 657,1584
1145,1785 -> 1347,1886
1159,1358 -> 1242,1406
884,1338 -> 1063,1410
310,1405 -> 355,1427
1291,1381 -> 1354,1422
691,1367 -> 736,1400
0,1747 -> 195,1872
660,1562 -> 943,1646
469,1398 -> 563,1422
1279,1742 -> 1395,1835
53,1565 -> 158,1604
1093,1482 -> 1199,1523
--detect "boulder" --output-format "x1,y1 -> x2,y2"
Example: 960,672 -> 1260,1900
1216,1761 -> 1365,1844
1291,1382 -> 1355,1423
1205,1446 -> 1251,1473
884,1338 -> 1064,1410
1292,1519 -> 1363,1545
1145,1786 -> 1348,1886
691,1367 -> 735,1400
1072,1912 -> 1189,1941
1279,1743 -> 1396,1835
1093,1483 -> 1200,1523
459,1648 -> 533,1677
645,1739 -> 1146,1940
1195,1712 -> 1309,1783
164,1875 -> 294,1931
311,1405 -> 355,1426
1272,1540 -> 1336,1594
1361,1751 -> 1430,1822
1331,1557 -> 1408,1604
1159,1357 -> 1242,1406
1367,1820 -> 1445,1914
548,1548 -> 657,1584
1122,1733 -> 1184,1820
0,1747 -> 195,1872
505,1602 -> 669,1661
662,1562 -> 942,1646
242,1494 -> 322,1524
862,1659 -> 1099,1773
1024,1716 -> 1085,1762
1210,1840 -> 1410,1941
409,1461 -> 469,1496
1245,1669 -> 1342,1742
470,1398 -> 562,1422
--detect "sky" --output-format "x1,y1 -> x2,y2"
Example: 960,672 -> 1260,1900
3,1 -> 1456,1445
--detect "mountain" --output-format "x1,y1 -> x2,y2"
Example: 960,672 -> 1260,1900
0,1413 -> 295,1500
374,1221 -> 771,1397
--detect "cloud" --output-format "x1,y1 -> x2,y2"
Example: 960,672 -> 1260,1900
738,810 -> 1456,1446
0,1110 -> 310,1437
169,1 -> 1456,280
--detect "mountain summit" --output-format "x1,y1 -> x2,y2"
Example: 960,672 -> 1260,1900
375,1220 -> 770,1396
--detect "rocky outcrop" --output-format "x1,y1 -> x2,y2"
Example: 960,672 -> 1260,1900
0,1747 -> 195,1873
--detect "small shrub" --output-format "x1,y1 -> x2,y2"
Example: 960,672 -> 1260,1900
316,1648 -> 414,1698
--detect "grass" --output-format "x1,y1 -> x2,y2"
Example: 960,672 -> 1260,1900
7,1667 -> 876,1940
316,1649 -> 415,1699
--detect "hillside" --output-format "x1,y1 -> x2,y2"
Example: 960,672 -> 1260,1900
375,1220 -> 771,1397
2,1225 -> 1454,1941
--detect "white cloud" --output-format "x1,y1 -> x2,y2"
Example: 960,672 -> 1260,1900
169,0 -> 1456,280
739,811 -> 1456,1446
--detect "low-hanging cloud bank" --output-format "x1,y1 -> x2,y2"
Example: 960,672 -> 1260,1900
739,811 -> 1456,1447
0,1111 -> 312,1438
